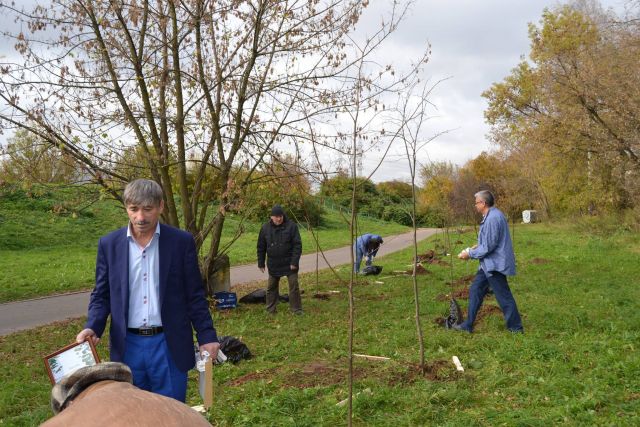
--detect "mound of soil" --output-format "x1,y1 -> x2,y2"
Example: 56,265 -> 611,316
430,259 -> 451,267
227,358 -> 460,389
390,360 -> 458,385
415,250 -> 449,266
446,274 -> 476,287
407,264 -> 432,275
452,287 -> 470,299
415,249 -> 436,263
476,304 -> 502,321
434,303 -> 502,327
227,369 -> 274,386
436,286 -> 470,301
282,361 -> 367,388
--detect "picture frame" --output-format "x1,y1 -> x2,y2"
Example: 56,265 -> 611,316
43,339 -> 101,385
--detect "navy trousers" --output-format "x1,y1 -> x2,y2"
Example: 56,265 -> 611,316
123,332 -> 188,401
460,269 -> 523,332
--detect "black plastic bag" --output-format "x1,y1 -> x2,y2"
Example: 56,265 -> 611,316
444,298 -> 464,329
238,288 -> 289,304
219,336 -> 252,364
361,265 -> 383,276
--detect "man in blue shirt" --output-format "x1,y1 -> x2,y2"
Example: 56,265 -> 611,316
454,190 -> 523,333
354,233 -> 383,273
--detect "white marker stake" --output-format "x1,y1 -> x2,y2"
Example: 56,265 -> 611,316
452,356 -> 464,372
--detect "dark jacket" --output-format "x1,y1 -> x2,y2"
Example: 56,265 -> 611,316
257,214 -> 302,277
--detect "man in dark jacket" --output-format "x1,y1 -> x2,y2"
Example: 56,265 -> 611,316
257,205 -> 303,314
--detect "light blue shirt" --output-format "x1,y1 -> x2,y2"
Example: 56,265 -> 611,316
468,207 -> 516,276
127,222 -> 162,328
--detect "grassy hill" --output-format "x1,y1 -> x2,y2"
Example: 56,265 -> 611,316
0,183 -> 408,302
1,221 -> 638,425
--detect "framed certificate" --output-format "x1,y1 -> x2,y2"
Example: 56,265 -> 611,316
43,339 -> 101,384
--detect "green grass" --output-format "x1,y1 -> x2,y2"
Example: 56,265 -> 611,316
0,184 -> 408,302
1,222 -> 639,425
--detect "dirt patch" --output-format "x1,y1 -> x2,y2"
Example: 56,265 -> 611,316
407,264 -> 432,275
446,274 -> 476,287
476,304 -> 502,321
227,358 -> 460,389
434,304 -> 502,327
423,359 -> 456,381
227,368 -> 274,386
452,287 -> 469,299
313,293 -> 331,300
415,249 -> 436,263
415,250 -> 449,266
281,361 -> 368,388
529,257 -> 551,264
389,360 -> 457,385
436,286 -> 470,301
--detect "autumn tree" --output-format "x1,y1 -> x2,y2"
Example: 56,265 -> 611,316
417,161 -> 457,226
483,2 -> 640,215
376,180 -> 412,203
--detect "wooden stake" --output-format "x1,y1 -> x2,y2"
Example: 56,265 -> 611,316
452,355 -> 464,372
204,358 -> 213,409
353,353 -> 391,361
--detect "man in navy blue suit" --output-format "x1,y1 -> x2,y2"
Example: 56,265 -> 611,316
76,179 -> 220,401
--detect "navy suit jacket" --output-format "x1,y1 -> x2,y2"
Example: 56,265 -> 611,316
85,223 -> 218,372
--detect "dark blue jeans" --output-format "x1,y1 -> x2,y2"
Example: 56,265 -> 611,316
460,269 -> 523,332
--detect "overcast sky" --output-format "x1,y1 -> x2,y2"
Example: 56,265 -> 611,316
0,0 -> 628,183
354,0 -> 627,182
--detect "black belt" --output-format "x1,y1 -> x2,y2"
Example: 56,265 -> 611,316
127,326 -> 163,336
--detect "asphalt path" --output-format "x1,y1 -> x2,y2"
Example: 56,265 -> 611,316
0,228 -> 438,336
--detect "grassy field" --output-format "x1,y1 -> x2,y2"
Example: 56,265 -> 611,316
0,184 -> 407,302
1,221 -> 638,425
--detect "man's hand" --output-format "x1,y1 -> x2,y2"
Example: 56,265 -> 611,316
290,265 -> 298,271
76,328 -> 100,346
200,342 -> 221,361
259,267 -> 265,273
458,249 -> 471,260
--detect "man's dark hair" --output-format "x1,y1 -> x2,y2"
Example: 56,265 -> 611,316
474,190 -> 495,207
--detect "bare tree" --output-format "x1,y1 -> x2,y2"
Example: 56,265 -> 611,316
394,78 -> 445,373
